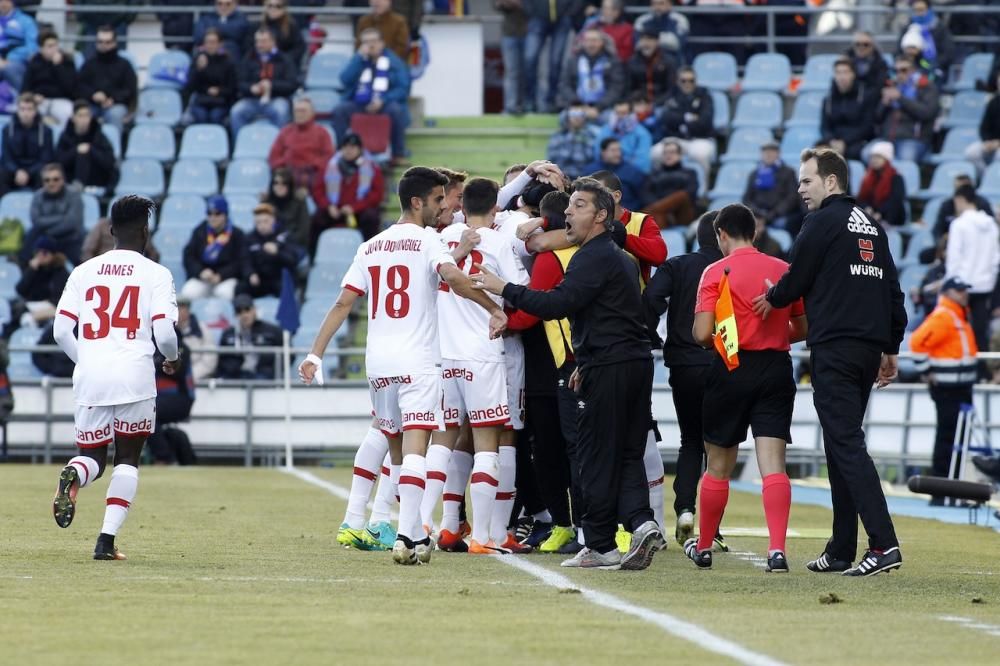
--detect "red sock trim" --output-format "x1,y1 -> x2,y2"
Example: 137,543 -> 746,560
442,492 -> 464,503
106,497 -> 131,508
427,470 -> 447,482
496,491 -> 515,501
648,476 -> 665,488
399,475 -> 425,489
353,466 -> 378,482
470,472 -> 499,487
380,466 -> 390,476
70,460 -> 90,486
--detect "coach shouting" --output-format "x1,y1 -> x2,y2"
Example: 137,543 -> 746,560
753,148 -> 906,577
471,177 -> 664,571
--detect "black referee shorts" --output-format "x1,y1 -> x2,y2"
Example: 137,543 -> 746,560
702,350 -> 795,448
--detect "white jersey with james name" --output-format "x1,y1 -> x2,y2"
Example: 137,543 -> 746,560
342,222 -> 456,377
56,249 -> 178,407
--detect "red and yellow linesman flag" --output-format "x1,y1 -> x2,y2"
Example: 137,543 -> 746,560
714,269 -> 740,371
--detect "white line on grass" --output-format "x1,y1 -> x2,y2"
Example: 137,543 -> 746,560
285,466 -> 788,666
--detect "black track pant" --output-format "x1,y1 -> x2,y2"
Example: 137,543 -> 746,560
668,364 -> 710,516
556,362 -> 585,526
930,384 -> 973,480
524,394 -> 572,526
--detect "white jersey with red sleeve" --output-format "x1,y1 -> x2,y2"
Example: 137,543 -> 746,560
492,210 -> 534,271
341,222 -> 456,377
56,249 -> 178,407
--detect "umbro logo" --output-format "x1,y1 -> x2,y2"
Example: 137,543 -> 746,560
577,401 -> 585,410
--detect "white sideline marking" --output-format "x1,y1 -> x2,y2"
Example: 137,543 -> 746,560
283,466 -> 399,518
285,467 -> 788,666
937,615 -> 1000,638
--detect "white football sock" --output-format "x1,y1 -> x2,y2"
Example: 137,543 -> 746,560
101,464 -> 138,536
67,455 -> 100,488
490,445 -> 517,543
533,509 -> 552,523
343,428 -> 388,529
440,450 -> 472,533
396,454 -> 425,542
419,444 -> 451,531
369,454 -> 394,524
470,451 -> 498,544
644,430 -> 665,532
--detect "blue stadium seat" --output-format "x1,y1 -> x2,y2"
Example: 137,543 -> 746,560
178,124 -> 230,162
102,124 -> 121,159
885,228 -> 903,264
682,158 -> 707,198
730,92 -> 782,129
125,124 -> 176,161
780,126 -> 820,165
0,191 -> 34,225
159,194 -> 206,229
916,161 -> 976,199
305,52 -> 352,90
154,226 -> 189,262
927,127 -> 979,165
119,50 -> 139,71
848,159 -> 864,195
919,196 -> 946,226
83,193 -> 100,230
893,159 -> 921,196
135,88 -> 183,125
226,194 -> 259,230
948,53 -> 995,92
146,50 -> 192,90
709,90 -> 730,133
190,297 -> 235,341
784,91 -> 825,129
0,261 -> 22,299
315,227 -> 364,261
307,89 -> 339,118
797,54 -> 839,93
708,195 -> 740,211
901,226 -> 934,266
769,228 -> 793,253
741,53 -> 791,93
8,327 -> 43,380
160,257 -> 185,285
720,128 -> 773,163
232,123 -> 280,160
660,228 -> 686,257
305,262 -> 353,300
898,264 -> 924,299
708,160 -> 755,198
979,162 -> 1000,197
254,295 -> 280,322
168,159 -> 219,197
692,51 -> 738,91
942,91 -> 989,129
223,159 -> 270,196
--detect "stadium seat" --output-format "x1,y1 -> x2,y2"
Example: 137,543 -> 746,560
102,124 -> 122,159
919,196 -> 946,226
948,53 -> 994,92
682,158 -> 707,198
720,128 -> 773,163
901,225 -> 934,266
226,194 -> 259,230
315,227 -> 364,261
0,261 -> 22,299
7,327 -> 42,380
941,91 -> 989,129
125,124 -> 176,162
159,194 -> 206,229
708,195 -> 740,210
160,257 -> 185,285
708,160 -> 755,198
223,159 -> 270,196
898,264 -> 924,299
797,53 -> 839,93
709,90 -> 730,134
730,92 -> 782,129
307,88 -> 339,119
692,51 -> 738,91
780,126 -> 820,164
168,159 -> 219,197
305,262 -> 353,300
178,124 -> 230,162
190,297 -> 235,342
847,159 -> 864,195
305,51 -> 352,90
660,228 -> 686,256
153,226 -> 189,263
893,159 -> 921,196
927,127 -> 979,165
82,193 -> 100,230
740,53 -> 791,93
350,113 -> 391,156
784,91 -> 825,129
769,228 -> 793,253
0,191 -> 34,225
979,162 -> 1000,197
232,123 -> 280,160
146,50 -> 192,90
915,161 -> 976,199
254,295 -> 280,322
885,228 -> 903,264
135,88 -> 183,126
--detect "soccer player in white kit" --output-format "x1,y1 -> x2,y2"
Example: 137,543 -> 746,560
50,195 -> 180,560
298,167 -> 507,565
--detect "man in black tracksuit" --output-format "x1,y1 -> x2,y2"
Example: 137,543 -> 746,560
473,177 -> 662,571
756,147 -> 907,577
643,211 -> 722,546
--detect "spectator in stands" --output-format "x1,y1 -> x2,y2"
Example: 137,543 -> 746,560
857,141 -> 907,227
148,332 -> 196,465
584,137 -> 645,210
915,234 -> 947,319
332,28 -> 411,164
55,101 -> 117,193
22,31 -> 76,129
547,100 -> 599,181
656,66 -> 715,174
897,0 -> 953,78
581,0 -> 634,61
633,0 -> 688,65
641,138 -> 697,228
264,167 -> 310,250
752,210 -> 785,260
182,28 -> 237,127
181,195 -> 249,301
217,293 -> 283,381
523,0 -> 577,113
0,94 -> 53,197
898,26 -> 934,79
870,55 -> 939,164
32,320 -> 74,376
74,0 -> 134,56
15,235 -> 68,328
177,295 -> 217,381
965,70 -> 1000,176
496,0 -> 527,115
931,174 -> 995,239
742,141 -> 801,233
230,28 -> 298,139
240,202 -> 303,298
357,0 -> 410,62
843,31 -> 889,99
157,0 -> 195,53
556,27 -> 625,113
627,25 -> 677,108
820,57 -> 876,161
249,0 -> 306,69
195,0 -> 251,62
310,132 -> 385,249
81,216 -> 159,263
596,99 -> 652,173
0,0 -> 37,91
268,97 -> 334,194
76,26 -> 137,133
23,163 -> 83,265
392,0 -> 423,40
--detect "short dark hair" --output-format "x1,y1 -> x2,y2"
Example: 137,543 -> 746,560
462,177 -> 499,216
800,147 -> 849,192
37,30 -> 59,47
42,163 -> 64,176
599,137 -> 620,152
110,195 -> 155,233
714,204 -> 756,242
833,57 -> 855,73
398,166 -> 449,211
504,163 -> 527,182
540,190 -> 570,230
203,27 -> 221,41
954,174 -> 973,186
72,99 -> 90,113
589,169 -> 622,194
696,210 -> 721,251
17,92 -> 36,108
954,183 -> 978,203
435,167 -> 468,191
96,25 -> 116,38
571,177 -> 616,227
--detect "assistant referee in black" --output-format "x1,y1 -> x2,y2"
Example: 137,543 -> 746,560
472,177 -> 663,571
754,148 -> 907,577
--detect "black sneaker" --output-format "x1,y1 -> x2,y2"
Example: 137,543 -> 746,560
766,551 -> 789,573
512,517 -> 533,543
521,520 -> 553,548
843,547 -> 902,577
556,540 -> 584,555
52,465 -> 79,529
683,538 -> 712,569
713,533 -> 730,552
806,552 -> 852,573
93,533 -> 126,560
